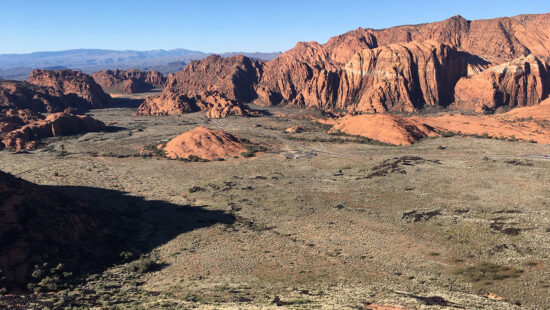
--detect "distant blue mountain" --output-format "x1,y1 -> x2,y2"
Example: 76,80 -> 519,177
0,48 -> 281,80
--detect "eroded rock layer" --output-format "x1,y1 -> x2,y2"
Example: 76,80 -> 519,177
1,112 -> 106,150
0,80 -> 88,113
339,41 -> 469,113
0,108 -> 44,134
92,69 -> 165,93
28,69 -> 111,108
454,54 -> 550,112
164,55 -> 262,102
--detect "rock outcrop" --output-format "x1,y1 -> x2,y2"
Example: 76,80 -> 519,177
0,108 -> 44,134
0,80 -> 89,113
161,126 -> 246,160
92,69 -> 166,93
201,92 -> 251,118
137,90 -> 252,118
257,40 -> 471,113
144,13 -> 550,117
329,114 -> 438,145
1,112 -> 106,150
164,54 -> 263,102
368,13 -> 550,63
28,69 -> 111,108
339,41 -> 469,113
136,92 -> 202,116
454,54 -> 550,112
255,13 -> 550,113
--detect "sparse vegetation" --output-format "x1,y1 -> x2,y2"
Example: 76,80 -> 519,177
241,144 -> 268,158
454,263 -> 524,282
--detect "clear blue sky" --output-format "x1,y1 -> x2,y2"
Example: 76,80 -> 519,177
1,0 -> 549,54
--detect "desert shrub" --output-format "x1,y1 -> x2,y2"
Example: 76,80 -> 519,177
454,263 -> 523,282
126,258 -> 161,274
27,263 -> 72,293
188,186 -> 205,193
119,251 -> 134,261
241,144 -> 268,158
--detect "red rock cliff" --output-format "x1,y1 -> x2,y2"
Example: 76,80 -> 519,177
28,69 -> 111,108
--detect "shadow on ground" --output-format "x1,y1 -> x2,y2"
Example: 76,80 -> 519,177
5,181 -> 234,291
108,97 -> 144,108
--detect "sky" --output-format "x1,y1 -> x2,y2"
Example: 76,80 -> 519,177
1,0 -> 550,54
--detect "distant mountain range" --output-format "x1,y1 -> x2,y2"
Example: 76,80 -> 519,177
0,48 -> 281,80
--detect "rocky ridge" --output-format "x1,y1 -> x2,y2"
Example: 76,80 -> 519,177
28,69 -> 111,108
92,69 -> 166,93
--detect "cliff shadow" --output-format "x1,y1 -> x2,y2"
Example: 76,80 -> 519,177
40,184 -> 235,284
107,97 -> 145,108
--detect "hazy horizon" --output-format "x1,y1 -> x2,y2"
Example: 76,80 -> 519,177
2,0 -> 550,54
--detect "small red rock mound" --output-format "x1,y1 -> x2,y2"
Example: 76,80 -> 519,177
165,54 -> 262,102
1,112 -> 106,150
28,69 -> 111,108
0,109 -> 45,134
0,170 -> 114,290
330,114 -> 438,145
0,80 -> 89,113
162,126 -> 246,160
454,54 -> 550,112
92,69 -> 166,93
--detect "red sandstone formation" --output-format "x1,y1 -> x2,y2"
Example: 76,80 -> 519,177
357,13 -> 550,63
256,13 -> 550,113
329,114 -> 438,145
92,69 -> 166,93
1,112 -> 106,150
0,109 -> 44,134
0,80 -> 89,113
161,126 -> 246,160
136,91 -> 202,116
140,13 -> 550,117
164,54 -> 262,102
454,54 -> 550,112
137,91 -> 252,118
28,69 -> 111,108
201,92 -> 251,118
339,41 -> 469,113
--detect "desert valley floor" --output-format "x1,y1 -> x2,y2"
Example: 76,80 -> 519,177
1,95 -> 550,309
